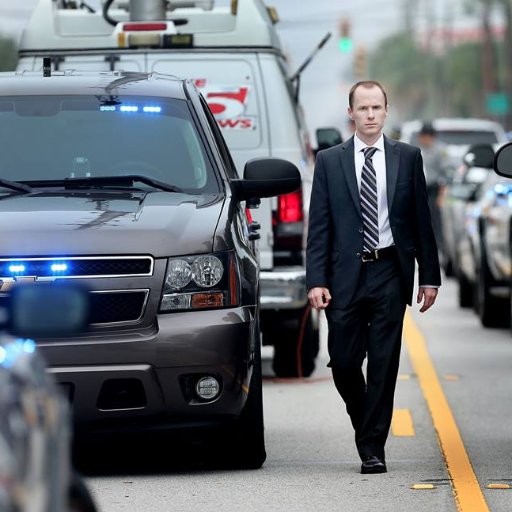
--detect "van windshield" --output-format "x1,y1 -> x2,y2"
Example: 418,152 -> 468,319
0,95 -> 219,193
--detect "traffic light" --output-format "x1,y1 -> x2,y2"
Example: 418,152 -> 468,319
338,17 -> 353,53
353,45 -> 367,79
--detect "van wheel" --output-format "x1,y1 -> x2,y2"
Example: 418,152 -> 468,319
224,333 -> 266,469
266,306 -> 320,378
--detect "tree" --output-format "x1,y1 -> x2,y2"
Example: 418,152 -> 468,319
369,32 -> 433,119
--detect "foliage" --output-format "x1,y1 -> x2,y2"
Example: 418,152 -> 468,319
369,31 -> 487,121
444,43 -> 484,117
0,35 -> 18,72
369,33 -> 433,120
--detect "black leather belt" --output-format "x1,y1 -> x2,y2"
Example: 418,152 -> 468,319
361,246 -> 397,262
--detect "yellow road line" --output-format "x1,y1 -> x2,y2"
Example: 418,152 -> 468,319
392,408 -> 415,437
403,311 -> 489,512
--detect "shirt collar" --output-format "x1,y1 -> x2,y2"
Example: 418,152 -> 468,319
354,133 -> 385,154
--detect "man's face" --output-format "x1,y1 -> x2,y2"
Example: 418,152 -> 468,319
348,85 -> 388,144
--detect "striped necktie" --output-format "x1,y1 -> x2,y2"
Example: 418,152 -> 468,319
360,146 -> 379,252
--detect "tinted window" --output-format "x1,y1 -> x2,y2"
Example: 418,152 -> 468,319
0,95 -> 219,193
411,130 -> 499,145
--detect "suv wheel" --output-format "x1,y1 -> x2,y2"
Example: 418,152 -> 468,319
68,471 -> 98,512
224,328 -> 266,469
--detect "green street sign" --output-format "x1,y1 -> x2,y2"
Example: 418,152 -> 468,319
486,93 -> 509,115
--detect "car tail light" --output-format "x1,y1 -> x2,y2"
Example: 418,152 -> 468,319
123,23 -> 168,31
278,190 -> 303,223
273,189 -> 304,265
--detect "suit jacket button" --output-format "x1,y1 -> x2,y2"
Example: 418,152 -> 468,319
358,227 -> 364,233
356,252 -> 361,258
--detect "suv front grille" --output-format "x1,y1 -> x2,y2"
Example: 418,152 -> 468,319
90,290 -> 149,325
0,256 -> 153,279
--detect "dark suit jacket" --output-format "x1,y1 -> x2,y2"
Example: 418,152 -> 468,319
306,135 -> 441,308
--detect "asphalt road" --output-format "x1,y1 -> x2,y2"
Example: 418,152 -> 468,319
84,275 -> 512,512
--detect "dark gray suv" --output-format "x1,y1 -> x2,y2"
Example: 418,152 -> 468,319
0,69 -> 300,469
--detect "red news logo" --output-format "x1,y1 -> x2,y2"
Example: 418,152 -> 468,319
194,81 -> 256,130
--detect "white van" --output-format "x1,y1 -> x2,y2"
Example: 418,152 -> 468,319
17,0 -> 340,377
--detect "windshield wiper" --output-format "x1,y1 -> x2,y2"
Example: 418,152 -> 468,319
0,179 -> 32,193
25,175 -> 183,193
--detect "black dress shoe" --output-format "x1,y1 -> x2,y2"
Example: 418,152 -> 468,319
361,456 -> 387,474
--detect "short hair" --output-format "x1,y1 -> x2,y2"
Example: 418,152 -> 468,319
418,121 -> 436,136
349,80 -> 388,109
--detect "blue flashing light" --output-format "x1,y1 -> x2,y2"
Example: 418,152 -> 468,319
22,339 -> 36,354
120,105 -> 139,113
0,346 -> 5,364
51,263 -> 68,273
9,264 -> 25,274
100,105 -> 116,112
143,106 -> 162,113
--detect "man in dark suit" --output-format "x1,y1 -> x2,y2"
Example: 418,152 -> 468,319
306,80 -> 441,474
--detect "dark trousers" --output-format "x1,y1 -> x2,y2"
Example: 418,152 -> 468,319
326,253 -> 407,461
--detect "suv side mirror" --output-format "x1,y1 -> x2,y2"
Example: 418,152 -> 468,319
315,127 -> 343,152
494,142 -> 512,178
463,143 -> 495,169
231,158 -> 301,201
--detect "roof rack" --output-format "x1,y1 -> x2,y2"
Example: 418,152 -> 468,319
20,0 -> 283,52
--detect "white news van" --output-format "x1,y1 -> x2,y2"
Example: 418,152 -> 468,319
18,0 -> 340,377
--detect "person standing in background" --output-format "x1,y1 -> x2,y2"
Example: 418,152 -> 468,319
416,121 -> 450,257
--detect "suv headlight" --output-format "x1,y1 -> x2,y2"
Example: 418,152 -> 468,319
160,252 -> 239,312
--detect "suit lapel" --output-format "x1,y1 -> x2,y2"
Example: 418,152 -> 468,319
338,137 -> 361,215
384,135 -> 400,210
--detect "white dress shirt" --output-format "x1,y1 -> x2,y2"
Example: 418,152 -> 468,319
353,133 -> 394,249
353,133 -> 438,289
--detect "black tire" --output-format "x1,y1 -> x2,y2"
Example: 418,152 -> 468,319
457,270 -> 473,308
265,306 -> 320,378
69,471 -> 98,512
224,332 -> 266,469
477,246 -> 510,327
443,256 -> 454,278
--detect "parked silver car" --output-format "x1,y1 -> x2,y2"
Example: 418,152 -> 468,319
456,170 -> 512,326
400,118 -> 508,175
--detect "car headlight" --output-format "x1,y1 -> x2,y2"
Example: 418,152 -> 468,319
191,255 -> 223,288
160,252 -> 238,312
165,259 -> 192,289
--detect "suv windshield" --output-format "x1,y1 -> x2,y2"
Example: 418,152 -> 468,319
0,95 -> 219,193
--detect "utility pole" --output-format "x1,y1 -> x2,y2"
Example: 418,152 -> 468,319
499,0 -> 512,128
481,0 -> 498,119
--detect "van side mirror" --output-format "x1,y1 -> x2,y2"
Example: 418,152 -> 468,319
494,142 -> 512,178
463,143 -> 495,169
315,127 -> 343,152
231,158 -> 301,201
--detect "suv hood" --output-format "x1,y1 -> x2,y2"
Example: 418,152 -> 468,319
0,191 -> 224,257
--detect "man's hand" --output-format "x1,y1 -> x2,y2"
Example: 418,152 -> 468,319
308,287 -> 331,310
416,287 -> 438,313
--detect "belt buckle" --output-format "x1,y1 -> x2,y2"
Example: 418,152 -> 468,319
361,249 -> 378,262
